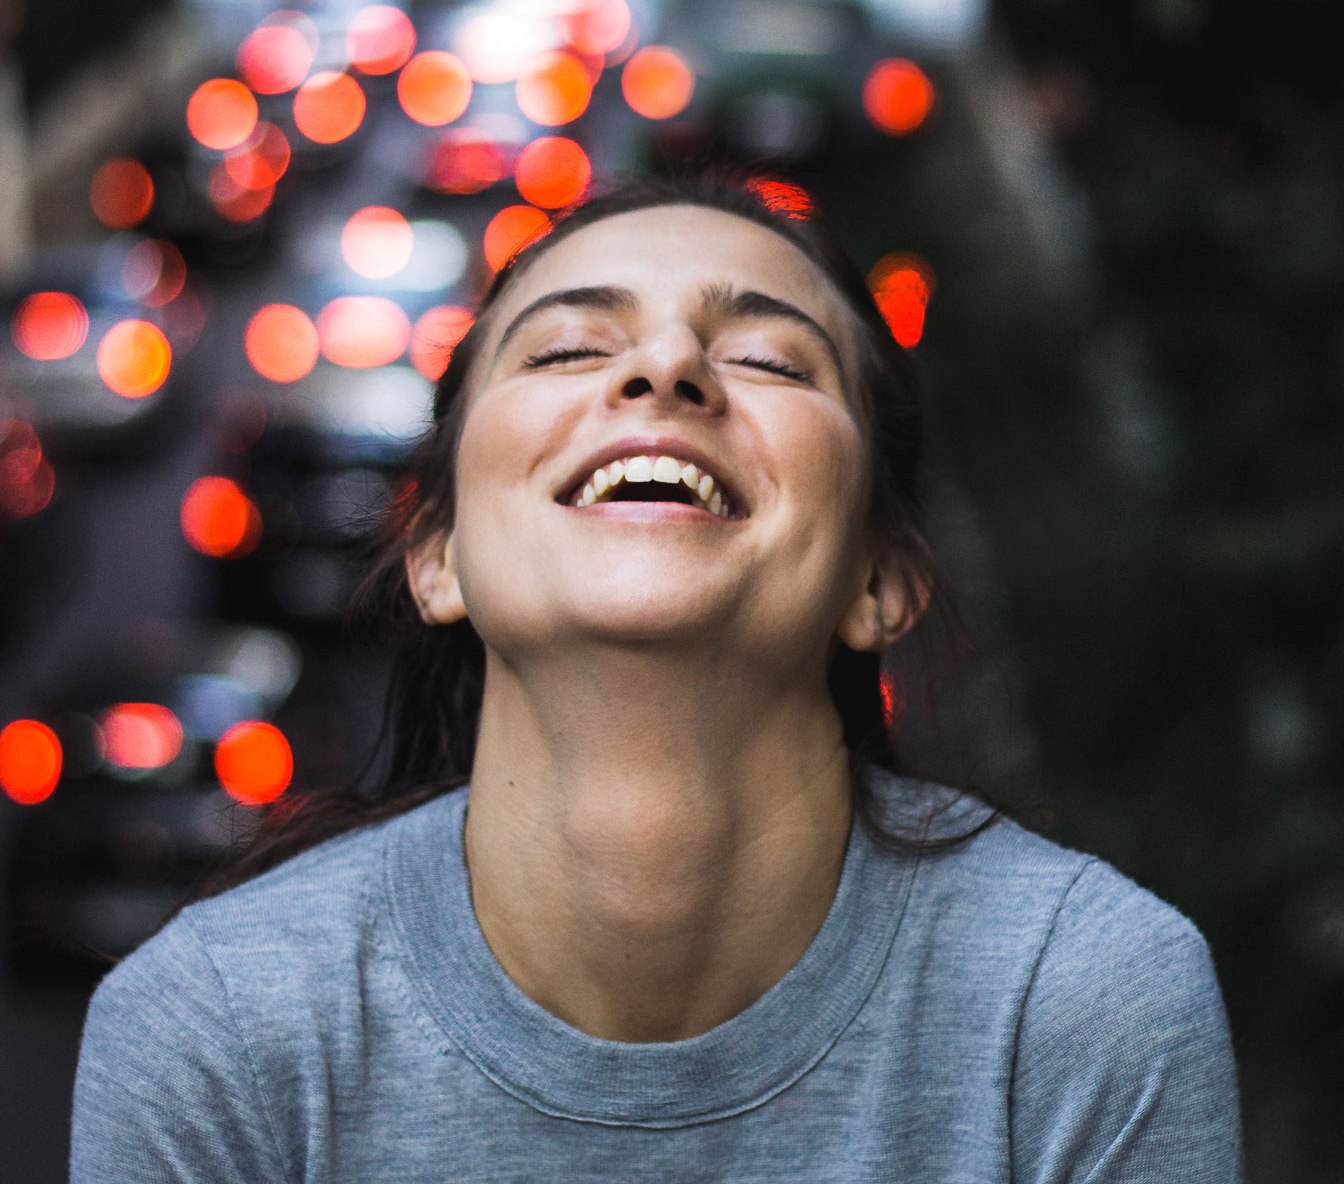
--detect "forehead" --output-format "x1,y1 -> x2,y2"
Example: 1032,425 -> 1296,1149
487,205 -> 853,350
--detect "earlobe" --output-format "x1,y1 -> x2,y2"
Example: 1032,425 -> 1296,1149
835,551 -> 930,653
405,530 -> 469,626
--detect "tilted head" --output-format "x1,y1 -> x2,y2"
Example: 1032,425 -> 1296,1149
365,171 -> 946,793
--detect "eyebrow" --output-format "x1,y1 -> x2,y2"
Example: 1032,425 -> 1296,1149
699,282 -> 845,378
495,281 -> 845,378
497,286 -> 638,350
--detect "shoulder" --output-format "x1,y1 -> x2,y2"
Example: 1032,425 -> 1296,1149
907,794 -> 1243,1177
876,781 -> 1242,1176
878,776 -> 1205,966
1006,847 -> 1243,1175
88,788 -> 463,1027
939,806 -> 1221,1021
877,776 -> 1232,1052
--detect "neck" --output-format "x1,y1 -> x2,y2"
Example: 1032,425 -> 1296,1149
463,643 -> 854,1042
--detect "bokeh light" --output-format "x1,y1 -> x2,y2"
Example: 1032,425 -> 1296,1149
11,292 -> 89,360
483,204 -> 551,271
100,703 -> 184,770
317,296 -> 410,367
411,305 -> 474,380
424,129 -> 507,194
746,177 -> 814,220
186,78 -> 260,151
236,13 -> 318,94
0,720 -> 62,806
161,285 -> 207,353
862,58 -> 935,136
0,420 -> 40,482
0,419 -> 55,520
347,5 -> 416,75
208,164 -> 275,222
225,122 -> 292,190
245,304 -> 319,382
454,10 -> 550,84
215,721 -> 293,805
121,240 -> 187,307
293,71 -> 367,144
397,51 -> 472,127
180,475 -> 263,558
89,158 -> 154,230
516,51 -> 593,126
621,46 -> 694,119
869,252 -> 936,348
96,320 -> 172,398
514,136 -> 591,208
560,0 -> 632,56
341,206 -> 414,278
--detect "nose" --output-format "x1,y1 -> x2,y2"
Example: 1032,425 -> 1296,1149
606,322 -> 727,414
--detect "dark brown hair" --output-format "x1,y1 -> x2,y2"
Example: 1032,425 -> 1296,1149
202,168 -> 990,894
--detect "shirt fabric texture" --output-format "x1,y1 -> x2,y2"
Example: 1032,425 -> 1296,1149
71,774 -> 1243,1182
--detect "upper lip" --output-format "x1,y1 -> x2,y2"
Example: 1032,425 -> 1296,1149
556,434 -> 745,513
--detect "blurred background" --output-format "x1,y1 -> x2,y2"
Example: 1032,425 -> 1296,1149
0,0 -> 1339,1179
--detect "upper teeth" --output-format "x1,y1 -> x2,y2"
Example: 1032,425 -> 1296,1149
575,454 -> 732,518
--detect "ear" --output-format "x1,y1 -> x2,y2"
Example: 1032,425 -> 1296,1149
835,549 -> 929,653
404,529 -> 468,626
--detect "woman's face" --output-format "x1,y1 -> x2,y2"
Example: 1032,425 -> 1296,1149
434,205 -> 881,671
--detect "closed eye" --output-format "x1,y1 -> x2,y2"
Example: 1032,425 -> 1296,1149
522,346 -> 609,369
730,355 -> 812,382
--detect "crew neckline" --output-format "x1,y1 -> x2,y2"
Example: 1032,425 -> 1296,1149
383,778 -> 919,1128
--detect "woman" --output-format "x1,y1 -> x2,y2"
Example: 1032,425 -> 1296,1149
71,173 -> 1242,1181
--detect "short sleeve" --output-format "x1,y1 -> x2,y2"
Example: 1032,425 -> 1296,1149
70,916 -> 291,1184
1010,860 -> 1243,1183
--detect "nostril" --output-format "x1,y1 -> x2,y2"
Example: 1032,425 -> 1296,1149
622,377 -> 653,399
675,380 -> 705,406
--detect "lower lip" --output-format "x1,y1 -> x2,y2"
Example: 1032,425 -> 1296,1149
562,501 -> 732,523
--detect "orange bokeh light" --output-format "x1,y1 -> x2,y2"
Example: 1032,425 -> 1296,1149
245,304 -> 319,382
317,296 -> 410,367
517,51 -> 593,126
236,17 -> 317,94
121,240 -> 187,307
225,122 -> 292,190
483,204 -> 551,272
0,720 -> 62,806
180,475 -> 263,558
100,703 -> 184,770
341,206 -> 414,279
621,46 -> 694,119
411,305 -> 474,380
187,78 -> 260,151
397,51 -> 472,127
560,0 -> 632,56
215,721 -> 293,806
424,130 -> 506,194
514,136 -> 591,209
208,164 -> 275,222
293,71 -> 367,144
862,58 -> 935,136
11,292 -> 89,360
347,5 -> 416,75
869,253 -> 936,348
96,320 -> 171,398
89,157 -> 154,229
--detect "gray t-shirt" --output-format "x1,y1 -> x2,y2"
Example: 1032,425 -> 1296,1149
71,776 -> 1242,1181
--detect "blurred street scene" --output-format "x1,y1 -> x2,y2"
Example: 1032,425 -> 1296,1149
1,0 -> 1340,1180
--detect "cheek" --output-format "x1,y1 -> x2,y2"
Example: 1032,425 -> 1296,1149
773,402 -> 868,522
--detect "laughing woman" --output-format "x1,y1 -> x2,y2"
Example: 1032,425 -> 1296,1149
71,174 -> 1241,1182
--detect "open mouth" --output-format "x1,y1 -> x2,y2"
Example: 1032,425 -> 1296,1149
566,454 -> 737,519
